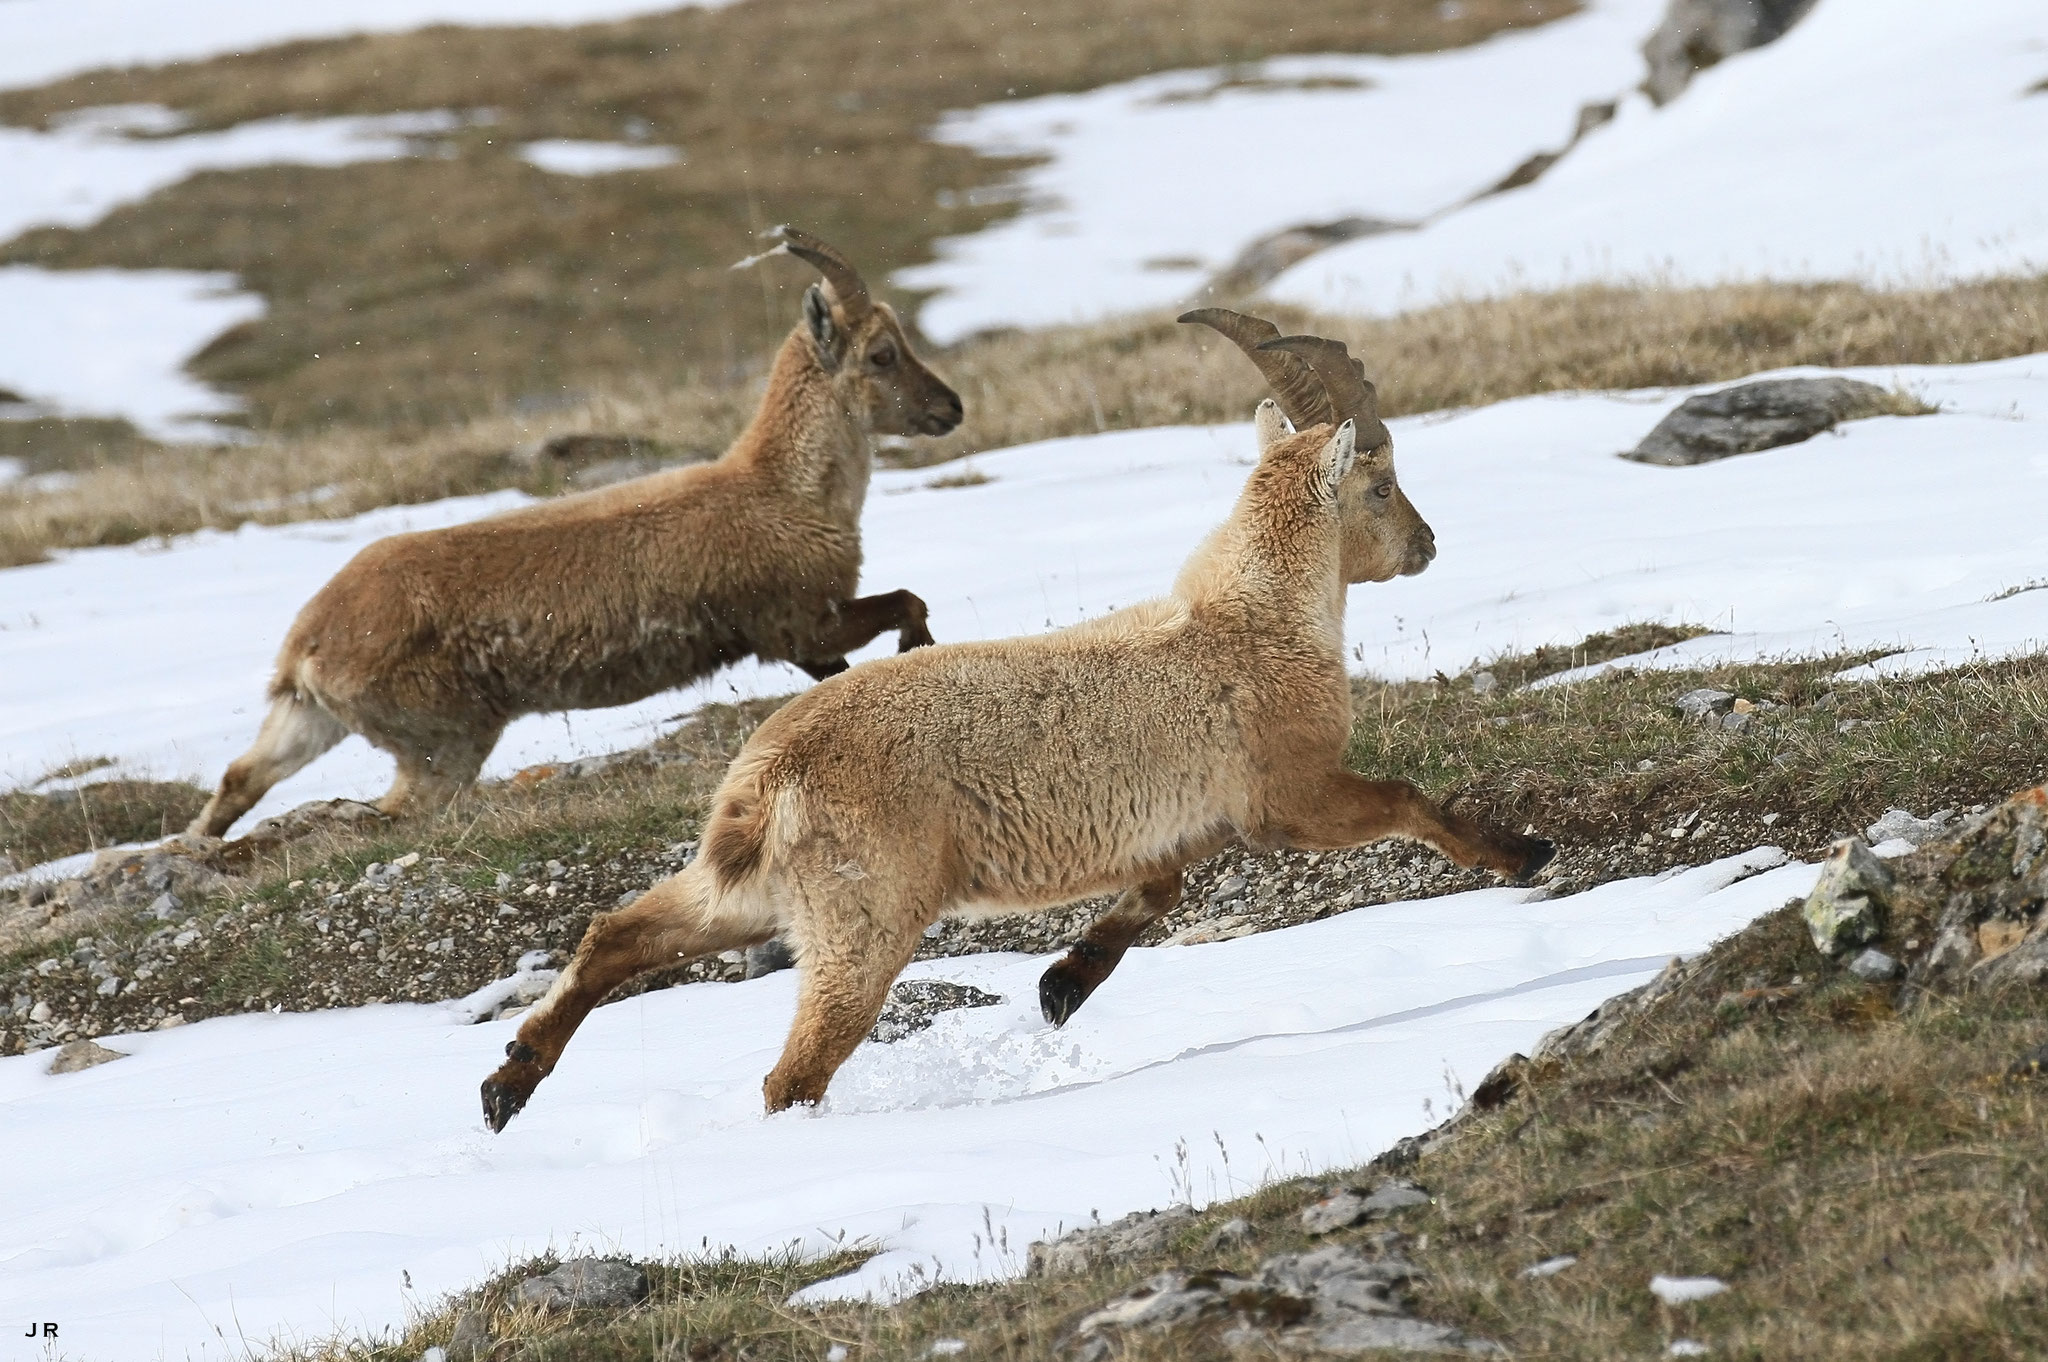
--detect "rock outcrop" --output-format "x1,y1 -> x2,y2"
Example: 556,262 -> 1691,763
1624,376 -> 1916,467
1642,0 -> 1821,105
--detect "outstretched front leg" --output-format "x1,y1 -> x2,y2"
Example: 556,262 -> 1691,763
793,590 -> 936,678
1039,873 -> 1184,1027
1275,770 -> 1553,881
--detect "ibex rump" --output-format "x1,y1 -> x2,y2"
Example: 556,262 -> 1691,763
481,310 -> 1553,1129
191,229 -> 961,837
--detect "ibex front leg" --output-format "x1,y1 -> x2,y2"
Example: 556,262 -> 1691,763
1277,770 -> 1554,881
795,590 -> 936,680
1040,873 -> 1183,1027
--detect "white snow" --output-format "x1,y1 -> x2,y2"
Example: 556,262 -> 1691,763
0,267 -> 264,441
1271,0 -> 2048,314
0,108 -> 461,243
0,0 -> 742,96
4,351 -> 2044,828
0,108 -> 462,439
0,847 -> 1815,1362
1651,1275 -> 1731,1305
517,139 -> 682,175
899,0 -> 1665,341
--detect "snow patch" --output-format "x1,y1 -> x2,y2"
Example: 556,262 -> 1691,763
518,139 -> 682,175
0,848 -> 1814,1362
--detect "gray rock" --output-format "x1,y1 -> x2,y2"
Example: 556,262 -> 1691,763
514,1257 -> 649,1312
1864,808 -> 1955,847
1029,1206 -> 1197,1277
1642,0 -> 1822,104
1469,671 -> 1498,696
1204,1217 -> 1254,1252
744,938 -> 795,979
1201,216 -> 1412,298
868,979 -> 1003,1044
147,892 -> 183,921
1624,377 -> 1911,467
1308,1313 -> 1498,1355
445,1308 -> 491,1361
1801,838 -> 1892,956
46,1038 -> 127,1074
1673,688 -> 1736,719
1847,948 -> 1900,982
1302,1180 -> 1429,1234
1720,710 -> 1752,733
1210,873 -> 1249,903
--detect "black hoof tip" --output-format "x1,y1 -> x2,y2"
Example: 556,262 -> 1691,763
1039,965 -> 1091,1028
1519,839 -> 1558,882
481,1078 -> 530,1133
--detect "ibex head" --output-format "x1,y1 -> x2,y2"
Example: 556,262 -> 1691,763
1179,308 -> 1436,583
738,226 -> 964,438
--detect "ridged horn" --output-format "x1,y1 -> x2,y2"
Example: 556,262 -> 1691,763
730,225 -> 873,322
1177,307 -> 1334,430
1258,334 -> 1391,451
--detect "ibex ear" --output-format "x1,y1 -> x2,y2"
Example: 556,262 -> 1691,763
1315,419 -> 1358,500
1253,398 -> 1292,454
803,283 -> 844,371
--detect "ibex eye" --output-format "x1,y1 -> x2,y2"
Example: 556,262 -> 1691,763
1374,483 -> 1393,500
870,344 -> 897,367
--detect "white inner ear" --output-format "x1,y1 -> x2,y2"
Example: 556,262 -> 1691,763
1254,398 -> 1290,452
1319,418 -> 1358,492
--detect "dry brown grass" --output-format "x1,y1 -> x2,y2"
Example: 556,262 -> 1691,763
9,272 -> 2048,566
0,0 -> 1569,444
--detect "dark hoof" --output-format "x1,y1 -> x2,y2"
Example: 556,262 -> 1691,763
899,625 -> 936,652
1517,839 -> 1558,883
800,657 -> 850,681
1039,962 -> 1095,1028
481,1041 -> 545,1132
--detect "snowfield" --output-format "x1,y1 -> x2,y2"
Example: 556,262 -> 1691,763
5,352 -> 2045,831
900,0 -> 1665,341
0,848 -> 1815,1362
1271,0 -> 2048,312
0,1 -> 740,96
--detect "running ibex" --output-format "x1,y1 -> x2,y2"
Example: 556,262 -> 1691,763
480,309 -> 1553,1129
191,228 -> 962,837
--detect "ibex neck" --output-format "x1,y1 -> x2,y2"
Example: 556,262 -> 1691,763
729,328 -> 873,525
1173,460 -> 1347,645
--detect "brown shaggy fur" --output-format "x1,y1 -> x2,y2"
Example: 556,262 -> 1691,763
480,328 -> 1554,1129
190,236 -> 961,837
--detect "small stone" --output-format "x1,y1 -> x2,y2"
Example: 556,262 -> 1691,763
1864,808 -> 1954,848
446,1308 -> 491,1361
1521,1255 -> 1578,1278
1668,1344 -> 1710,1358
514,1257 -> 649,1312
1720,710 -> 1751,733
1800,838 -> 1892,956
47,1039 -> 128,1074
1673,688 -> 1735,720
393,851 -> 422,869
1470,670 -> 1498,695
96,976 -> 121,997
1301,1180 -> 1428,1234
29,1001 -> 51,1023
1847,948 -> 1900,982
173,929 -> 200,948
148,891 -> 183,920
1209,873 -> 1249,902
1203,1217 -> 1254,1252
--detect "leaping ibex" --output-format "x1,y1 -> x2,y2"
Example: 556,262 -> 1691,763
191,228 -> 963,837
480,309 -> 1554,1129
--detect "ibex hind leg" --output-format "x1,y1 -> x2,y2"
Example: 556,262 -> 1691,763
481,867 -> 779,1131
189,692 -> 349,837
375,722 -> 504,818
761,884 -> 932,1112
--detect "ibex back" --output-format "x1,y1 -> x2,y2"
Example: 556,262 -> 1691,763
480,311 -> 1554,1129
191,229 -> 962,837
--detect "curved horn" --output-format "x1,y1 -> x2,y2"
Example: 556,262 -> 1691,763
731,224 -> 873,322
1177,307 -> 1333,430
1258,334 -> 1391,450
